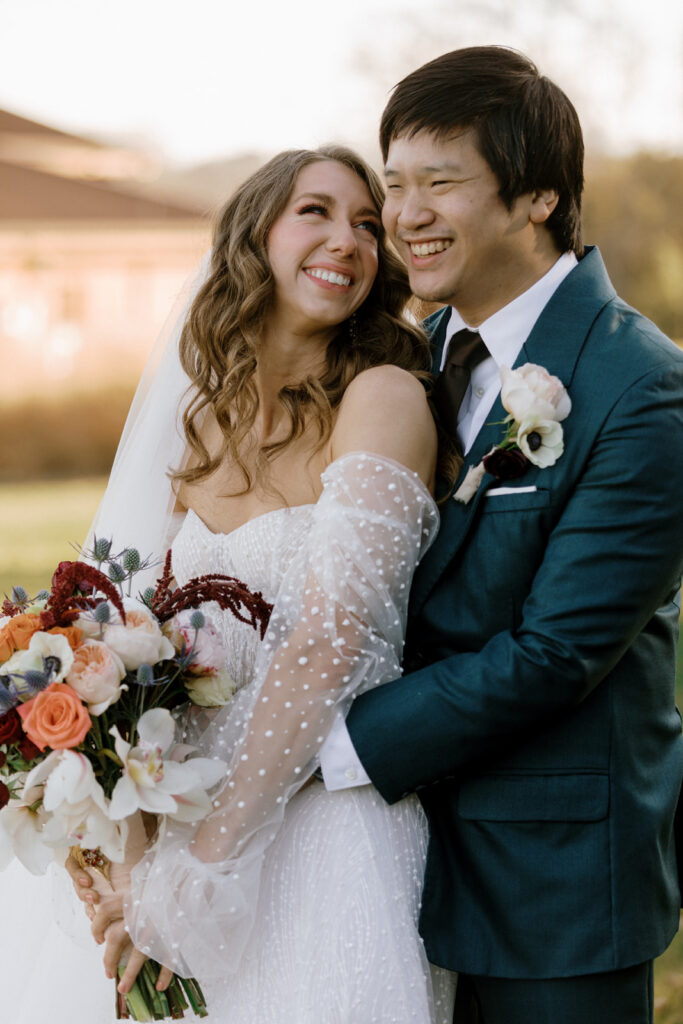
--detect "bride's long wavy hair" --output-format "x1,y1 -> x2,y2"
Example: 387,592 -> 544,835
174,145 -> 457,494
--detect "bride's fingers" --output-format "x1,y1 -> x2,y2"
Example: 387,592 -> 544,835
63,853 -> 98,903
102,922 -> 129,977
155,965 -> 174,992
117,947 -> 149,995
91,893 -> 124,944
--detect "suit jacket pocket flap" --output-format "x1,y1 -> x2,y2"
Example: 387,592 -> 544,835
457,772 -> 609,822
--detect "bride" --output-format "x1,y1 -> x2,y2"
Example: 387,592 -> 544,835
65,144 -> 457,1022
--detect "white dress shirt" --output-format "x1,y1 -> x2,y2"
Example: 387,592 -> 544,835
319,251 -> 578,790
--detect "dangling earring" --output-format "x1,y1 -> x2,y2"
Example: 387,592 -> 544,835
348,313 -> 358,342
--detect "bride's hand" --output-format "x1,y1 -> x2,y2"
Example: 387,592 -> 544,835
64,852 -> 99,917
92,890 -> 174,994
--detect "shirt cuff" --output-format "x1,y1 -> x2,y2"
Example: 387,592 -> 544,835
319,711 -> 372,790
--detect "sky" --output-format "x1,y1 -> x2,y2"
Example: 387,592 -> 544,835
0,0 -> 681,167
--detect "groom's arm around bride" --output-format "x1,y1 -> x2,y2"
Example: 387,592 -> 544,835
323,46 -> 683,1024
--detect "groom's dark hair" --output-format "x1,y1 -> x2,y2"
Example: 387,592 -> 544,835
380,46 -> 584,256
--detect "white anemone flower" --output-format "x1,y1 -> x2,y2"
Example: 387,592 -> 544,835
516,416 -> 565,468
109,707 -> 226,823
24,749 -> 128,862
2,632 -> 74,699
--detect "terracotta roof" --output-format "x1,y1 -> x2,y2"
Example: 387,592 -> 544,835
0,159 -> 202,220
0,108 -> 104,145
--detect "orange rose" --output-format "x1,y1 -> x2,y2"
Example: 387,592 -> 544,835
48,625 -> 83,650
17,683 -> 91,751
0,614 -> 43,660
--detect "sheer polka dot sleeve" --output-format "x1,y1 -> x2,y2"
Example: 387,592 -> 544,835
125,452 -> 439,980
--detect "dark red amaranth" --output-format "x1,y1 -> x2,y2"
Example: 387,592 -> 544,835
37,561 -> 127,629
150,551 -> 273,639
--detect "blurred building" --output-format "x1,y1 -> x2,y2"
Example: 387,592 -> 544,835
0,109 -> 210,396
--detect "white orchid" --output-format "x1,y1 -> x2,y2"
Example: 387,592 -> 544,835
2,631 -> 74,699
23,749 -> 128,862
0,772 -> 53,874
109,707 -> 226,823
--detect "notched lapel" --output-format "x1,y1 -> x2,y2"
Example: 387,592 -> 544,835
411,462 -> 495,617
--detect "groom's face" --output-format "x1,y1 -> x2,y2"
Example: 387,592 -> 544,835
382,129 -> 543,325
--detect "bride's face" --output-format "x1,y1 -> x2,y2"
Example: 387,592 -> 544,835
266,161 -> 380,337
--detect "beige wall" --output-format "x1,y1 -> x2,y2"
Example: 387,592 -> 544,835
0,222 -> 210,397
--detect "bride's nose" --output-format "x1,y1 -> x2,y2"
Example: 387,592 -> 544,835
325,220 -> 357,257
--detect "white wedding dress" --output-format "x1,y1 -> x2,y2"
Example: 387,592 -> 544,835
2,453 -> 456,1024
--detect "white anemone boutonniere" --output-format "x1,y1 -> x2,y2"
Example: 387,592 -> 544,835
454,362 -> 571,503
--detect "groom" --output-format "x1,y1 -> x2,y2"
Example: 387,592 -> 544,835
320,46 -> 683,1023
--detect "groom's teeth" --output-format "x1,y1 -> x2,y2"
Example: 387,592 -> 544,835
306,268 -> 352,286
410,240 -> 453,257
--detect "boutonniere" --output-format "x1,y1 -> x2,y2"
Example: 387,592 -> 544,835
454,363 -> 571,503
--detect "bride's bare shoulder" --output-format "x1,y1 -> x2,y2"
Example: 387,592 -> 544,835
330,365 -> 437,487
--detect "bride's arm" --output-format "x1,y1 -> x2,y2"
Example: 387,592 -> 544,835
124,367 -> 439,979
192,367 -> 436,859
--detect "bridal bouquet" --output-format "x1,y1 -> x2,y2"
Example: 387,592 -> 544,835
0,539 -> 272,1021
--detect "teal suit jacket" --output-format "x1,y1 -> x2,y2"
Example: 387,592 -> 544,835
346,247 -> 683,978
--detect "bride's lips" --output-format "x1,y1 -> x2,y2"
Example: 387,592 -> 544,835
303,265 -> 354,291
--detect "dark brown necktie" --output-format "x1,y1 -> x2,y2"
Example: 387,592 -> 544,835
433,328 -> 489,435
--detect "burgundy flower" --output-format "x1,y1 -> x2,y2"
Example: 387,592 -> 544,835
0,780 -> 9,810
17,734 -> 42,761
483,447 -> 529,481
0,708 -> 23,746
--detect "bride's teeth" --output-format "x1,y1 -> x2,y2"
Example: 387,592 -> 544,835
410,240 -> 452,257
307,268 -> 352,286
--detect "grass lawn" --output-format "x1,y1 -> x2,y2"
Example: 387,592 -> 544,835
1,476 -> 683,1016
0,477 -> 106,598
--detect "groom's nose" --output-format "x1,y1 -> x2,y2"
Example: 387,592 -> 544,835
394,189 -> 435,234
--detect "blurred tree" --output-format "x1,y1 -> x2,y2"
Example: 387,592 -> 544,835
583,154 -> 683,340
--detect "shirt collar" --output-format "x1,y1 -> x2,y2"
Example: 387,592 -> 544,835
441,251 -> 578,371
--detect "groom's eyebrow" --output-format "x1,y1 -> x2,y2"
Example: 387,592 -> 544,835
385,162 -> 464,178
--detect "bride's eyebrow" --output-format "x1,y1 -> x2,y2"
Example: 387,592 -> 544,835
293,192 -> 379,220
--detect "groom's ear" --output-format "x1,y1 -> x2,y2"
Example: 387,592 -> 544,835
529,188 -> 559,224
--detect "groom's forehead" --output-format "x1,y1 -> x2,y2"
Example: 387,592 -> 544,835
383,129 -> 477,175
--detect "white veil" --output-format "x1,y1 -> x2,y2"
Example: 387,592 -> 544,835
85,254 -> 211,591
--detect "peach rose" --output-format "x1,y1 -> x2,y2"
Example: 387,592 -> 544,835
0,614 -> 43,660
66,639 -> 127,715
17,683 -> 91,752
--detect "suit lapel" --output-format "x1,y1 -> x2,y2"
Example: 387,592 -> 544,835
412,247 -> 617,616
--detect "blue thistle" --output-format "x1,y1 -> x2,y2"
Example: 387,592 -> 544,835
11,586 -> 29,606
190,610 -> 206,630
122,548 -> 141,573
136,664 -> 156,687
0,677 -> 16,712
108,562 -> 127,585
94,601 -> 111,624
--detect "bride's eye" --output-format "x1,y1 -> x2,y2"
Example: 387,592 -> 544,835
356,220 -> 380,237
298,203 -> 327,216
